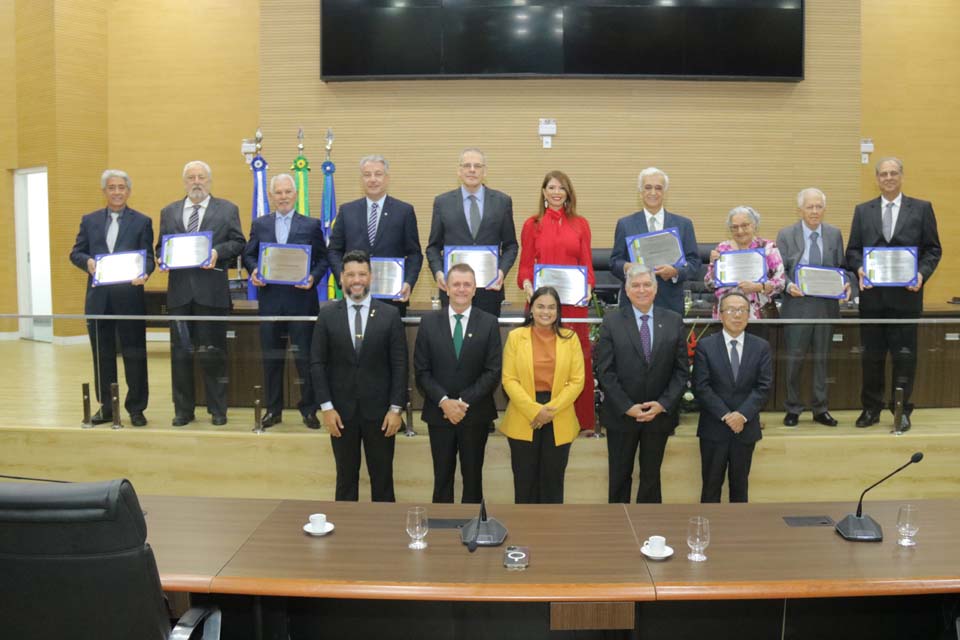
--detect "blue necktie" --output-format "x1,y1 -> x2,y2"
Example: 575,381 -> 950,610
640,314 -> 651,362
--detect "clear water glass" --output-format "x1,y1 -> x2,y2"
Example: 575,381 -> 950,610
687,516 -> 710,562
896,504 -> 918,547
406,506 -> 429,550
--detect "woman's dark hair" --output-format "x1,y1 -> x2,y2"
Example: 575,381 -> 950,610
522,286 -> 573,338
535,169 -> 578,222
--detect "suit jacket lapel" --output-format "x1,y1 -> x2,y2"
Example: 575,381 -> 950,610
373,197 -> 391,248
649,307 -> 672,364
716,333 -> 737,383
337,300 -> 360,362
868,198 -> 884,243
199,199 -> 217,233
892,196 -> 912,239
621,306 -> 648,365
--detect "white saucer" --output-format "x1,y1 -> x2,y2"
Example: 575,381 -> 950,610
303,522 -> 335,536
641,544 -> 673,560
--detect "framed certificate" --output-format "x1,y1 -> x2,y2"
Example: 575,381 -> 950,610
371,257 -> 405,300
257,243 -> 312,286
93,250 -> 147,286
626,228 -> 687,269
534,265 -> 589,306
863,246 -> 918,287
444,245 -> 499,288
160,231 -> 213,270
714,248 -> 767,287
795,265 -> 847,299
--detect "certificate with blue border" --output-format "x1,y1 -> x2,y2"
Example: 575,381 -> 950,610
795,265 -> 847,299
444,245 -> 499,288
863,246 -> 918,287
370,257 -> 405,300
93,250 -> 147,286
258,243 -> 312,286
714,248 -> 767,287
160,231 -> 213,270
534,264 -> 589,306
625,228 -> 687,269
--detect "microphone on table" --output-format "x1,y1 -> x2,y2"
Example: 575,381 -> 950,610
461,500 -> 507,553
835,452 -> 923,542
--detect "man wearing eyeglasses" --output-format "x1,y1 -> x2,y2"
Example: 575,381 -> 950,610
426,148 -> 518,317
693,290 -> 772,503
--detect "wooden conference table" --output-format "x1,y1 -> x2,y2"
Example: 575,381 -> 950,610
142,497 -> 960,637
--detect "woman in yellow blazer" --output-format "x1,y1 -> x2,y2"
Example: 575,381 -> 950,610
501,286 -> 585,503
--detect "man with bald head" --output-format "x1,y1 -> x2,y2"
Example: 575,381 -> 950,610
157,160 -> 245,427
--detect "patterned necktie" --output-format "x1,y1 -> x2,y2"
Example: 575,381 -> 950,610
353,304 -> 365,352
730,339 -> 740,381
882,202 -> 894,242
368,202 -> 379,246
453,314 -> 464,358
106,212 -> 120,253
188,204 -> 201,233
808,231 -> 821,265
468,195 -> 481,239
648,216 -> 659,232
640,314 -> 652,362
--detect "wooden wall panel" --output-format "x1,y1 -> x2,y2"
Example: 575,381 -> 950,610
0,0 -> 18,331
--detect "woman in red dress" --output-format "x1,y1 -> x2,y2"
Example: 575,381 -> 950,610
517,170 -> 596,431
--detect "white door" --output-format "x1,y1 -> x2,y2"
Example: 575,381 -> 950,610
14,168 -> 53,342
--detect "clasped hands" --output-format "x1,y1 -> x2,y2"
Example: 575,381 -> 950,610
440,397 -> 470,425
531,405 -> 557,430
625,401 -> 665,423
721,411 -> 747,434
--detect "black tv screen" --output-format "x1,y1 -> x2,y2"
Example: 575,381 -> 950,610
321,0 -> 804,81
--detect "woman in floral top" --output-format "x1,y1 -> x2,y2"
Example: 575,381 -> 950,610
704,205 -> 786,323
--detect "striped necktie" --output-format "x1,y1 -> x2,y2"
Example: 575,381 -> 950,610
368,202 -> 379,246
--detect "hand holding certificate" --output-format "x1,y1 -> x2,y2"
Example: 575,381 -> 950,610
370,257 -> 405,300
626,228 -> 687,270
795,265 -> 847,299
93,250 -> 147,286
257,243 -> 312,286
160,232 -> 213,270
862,247 -> 918,288
714,249 -> 767,287
534,265 -> 589,306
444,245 -> 499,288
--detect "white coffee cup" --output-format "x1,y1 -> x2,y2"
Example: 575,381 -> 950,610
309,513 -> 327,531
644,535 -> 666,555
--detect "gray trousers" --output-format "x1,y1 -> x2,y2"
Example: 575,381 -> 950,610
783,322 -> 832,415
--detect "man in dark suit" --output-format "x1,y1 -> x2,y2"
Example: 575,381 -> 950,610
694,290 -> 773,503
311,250 -> 407,502
777,188 -> 850,428
157,160 -> 245,427
426,147 -> 518,317
610,167 -> 701,316
846,157 -> 941,432
242,174 -> 329,430
414,263 -> 501,503
596,265 -> 688,503
69,169 -> 155,427
327,155 -> 422,315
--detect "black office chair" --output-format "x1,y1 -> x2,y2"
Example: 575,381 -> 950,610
0,478 -> 219,640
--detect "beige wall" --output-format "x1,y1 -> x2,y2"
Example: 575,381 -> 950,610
0,0 -> 17,331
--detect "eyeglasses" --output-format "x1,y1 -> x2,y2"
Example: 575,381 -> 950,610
877,171 -> 901,178
728,223 -> 753,232
460,163 -> 485,170
721,307 -> 749,317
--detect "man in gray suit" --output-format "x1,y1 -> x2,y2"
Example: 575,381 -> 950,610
426,147 -> 518,317
776,188 -> 849,428
157,160 -> 245,426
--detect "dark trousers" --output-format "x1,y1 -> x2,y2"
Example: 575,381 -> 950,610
379,299 -> 408,317
783,322 -> 832,415
168,302 -> 228,418
606,427 -> 669,504
87,317 -> 148,415
330,410 -> 396,502
859,308 -> 918,414
427,422 -> 490,504
260,319 -> 316,417
507,392 -> 570,504
440,288 -> 502,317
699,437 -> 755,503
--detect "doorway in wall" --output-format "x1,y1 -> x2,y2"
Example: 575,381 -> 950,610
14,168 -> 53,342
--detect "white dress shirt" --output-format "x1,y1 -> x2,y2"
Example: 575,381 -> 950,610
182,195 -> 211,230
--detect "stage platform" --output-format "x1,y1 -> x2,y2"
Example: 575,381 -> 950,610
1,340 -> 957,504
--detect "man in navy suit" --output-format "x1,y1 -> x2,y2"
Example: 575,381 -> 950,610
610,167 -> 701,316
70,169 -> 155,427
311,250 -> 407,502
243,174 -> 329,430
693,290 -> 772,503
846,157 -> 941,432
426,147 -> 518,317
414,263 -> 501,503
327,155 -> 422,315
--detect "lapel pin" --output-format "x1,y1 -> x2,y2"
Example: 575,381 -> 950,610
468,333 -> 473,338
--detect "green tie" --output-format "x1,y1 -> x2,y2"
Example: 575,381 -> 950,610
453,314 -> 464,358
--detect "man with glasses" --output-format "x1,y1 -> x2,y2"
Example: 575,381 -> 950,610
426,148 -> 518,317
693,290 -> 772,503
846,157 -> 941,432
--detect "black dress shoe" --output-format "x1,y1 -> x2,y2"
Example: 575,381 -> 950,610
260,412 -> 282,428
130,413 -> 148,427
212,414 -> 228,426
90,409 -> 113,425
896,414 -> 911,433
813,411 -> 838,427
172,414 -> 195,427
783,413 -> 799,427
855,410 -> 880,428
302,414 -> 321,429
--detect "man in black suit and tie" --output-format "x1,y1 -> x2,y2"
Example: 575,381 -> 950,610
610,167 -> 701,316
846,157 -> 941,433
426,147 -> 518,317
595,265 -> 688,504
70,170 -> 155,427
693,290 -> 773,503
414,263 -> 502,503
311,250 -> 407,502
157,160 -> 245,427
777,188 -> 850,428
327,155 -> 422,315
243,174 -> 329,430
